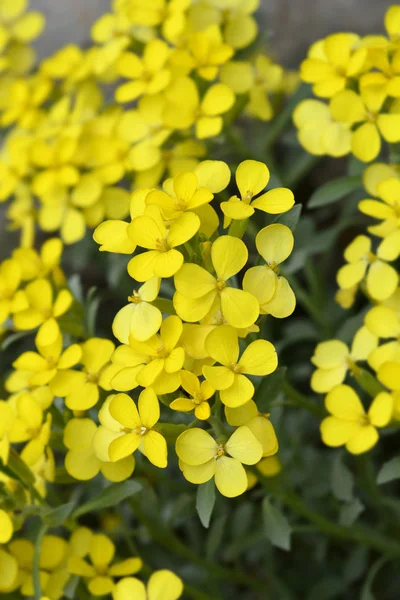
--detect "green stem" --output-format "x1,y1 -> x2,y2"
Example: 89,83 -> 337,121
33,523 -> 47,600
130,499 -> 267,593
283,381 -> 325,418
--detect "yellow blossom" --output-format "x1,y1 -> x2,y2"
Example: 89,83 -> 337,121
170,370 -> 214,419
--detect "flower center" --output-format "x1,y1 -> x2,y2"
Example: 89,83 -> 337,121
155,237 -> 169,252
174,198 -> 187,211
243,190 -> 253,204
215,444 -> 225,458
216,279 -> 226,291
86,372 -> 99,384
359,414 -> 370,427
135,425 -> 147,436
230,362 -> 241,373
128,290 -> 141,304
267,261 -> 279,274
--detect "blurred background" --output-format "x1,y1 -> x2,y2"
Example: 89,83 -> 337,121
0,0 -> 395,258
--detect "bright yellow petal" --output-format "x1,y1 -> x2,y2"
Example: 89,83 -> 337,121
214,456 -> 248,497
175,428 -> 216,466
220,287 -> 259,328
238,339 -> 277,376
204,324 -> 239,365
143,430 -> 167,468
211,235 -> 248,281
147,569 -> 184,600
256,224 -> 294,265
325,384 -> 364,419
236,160 -> 270,198
225,425 -> 263,465
320,416 -> 360,447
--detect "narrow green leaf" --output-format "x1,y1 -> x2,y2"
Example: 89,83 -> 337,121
339,498 -> 364,526
196,480 -> 215,528
360,557 -> 388,600
262,497 -> 291,551
206,514 -> 227,560
331,455 -> 354,502
7,448 -> 35,486
308,176 -> 362,209
352,366 -> 385,398
255,367 -> 287,412
42,502 -> 75,527
377,457 -> 400,484
73,480 -> 142,518
33,523 -> 47,599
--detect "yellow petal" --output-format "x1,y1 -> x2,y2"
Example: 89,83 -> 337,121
220,373 -> 254,407
368,392 -> 393,427
221,287 -> 259,328
181,459 -> 216,484
211,235 -> 248,281
320,416 -> 359,447
93,221 -> 136,254
138,388 -> 160,429
204,324 -> 239,365
242,265 -> 276,305
194,160 -> 231,192
311,365 -> 348,393
144,430 -> 168,468
238,339 -> 277,376
345,425 -> 379,454
366,261 -> 398,301
256,224 -> 294,264
148,569 -> 184,600
261,277 -> 296,318
325,384 -> 364,419
113,577 -> 146,600
174,263 -> 216,299
251,188 -> 295,214
175,428 -> 216,466
236,160 -> 270,198
225,426 -> 263,465
109,393 -> 141,428
214,456 -> 248,497
351,122 -> 380,163
311,340 -> 348,369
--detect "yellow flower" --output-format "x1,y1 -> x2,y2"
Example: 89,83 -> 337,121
378,360 -> 400,391
337,234 -> 399,301
330,88 -> 400,162
359,177 -> 400,240
113,277 -> 162,343
10,332 -> 81,388
0,74 -> 52,129
176,425 -> 262,497
116,39 -> 171,103
320,384 -> 393,454
13,277 -> 73,346
8,535 -> 68,597
0,400 -> 14,464
113,569 -> 183,600
0,547 -> 18,593
365,304 -> 400,371
128,206 -> 200,281
300,33 -> 367,97
311,328 -> 378,393
68,533 -> 142,597
145,171 -> 213,221
0,258 -> 23,326
164,76 -> 235,139
0,509 -> 13,544
64,417 -> 134,482
202,324 -> 277,407
220,160 -> 294,223
12,238 -> 63,282
8,391 -> 52,461
181,24 -> 233,80
225,399 -> 279,456
293,99 -> 351,157
106,389 -> 168,468
50,338 -> 117,410
174,235 -> 259,328
243,223 -> 296,319
0,0 -> 45,52
170,370 -> 214,419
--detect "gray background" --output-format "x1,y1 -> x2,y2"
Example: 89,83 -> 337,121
0,0 -> 394,257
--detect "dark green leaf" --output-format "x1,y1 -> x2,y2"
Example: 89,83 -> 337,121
206,514 -> 227,560
361,557 -> 388,600
73,480 -> 142,518
274,205 -> 302,232
1,330 -> 33,351
262,498 -> 291,551
255,367 -> 287,412
7,448 -> 35,486
308,176 -> 362,209
331,455 -> 354,502
377,457 -> 400,485
42,502 -> 75,527
196,480 -> 215,528
339,498 -> 364,526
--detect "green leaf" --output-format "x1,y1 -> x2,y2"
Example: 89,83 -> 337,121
6,448 -> 35,486
196,480 -> 215,528
377,457 -> 400,485
352,366 -> 385,398
274,205 -> 302,232
156,423 -> 187,443
255,367 -> 287,412
33,523 -> 47,599
73,480 -> 142,518
206,514 -> 227,560
360,557 -> 388,600
262,497 -> 291,551
331,455 -> 354,502
339,498 -> 364,526
308,176 -> 362,209
42,502 -> 75,527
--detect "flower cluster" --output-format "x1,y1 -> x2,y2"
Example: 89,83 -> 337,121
293,6 -> 400,162
0,0 -> 295,248
0,526 -> 183,599
93,158 -> 295,497
309,152 -> 400,455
